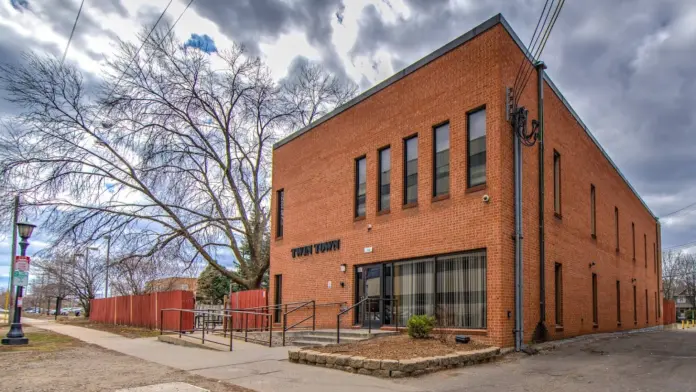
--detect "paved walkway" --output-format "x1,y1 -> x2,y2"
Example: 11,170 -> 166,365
25,318 -> 421,392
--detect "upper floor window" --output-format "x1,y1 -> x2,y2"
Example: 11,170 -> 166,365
378,147 -> 391,212
276,189 -> 284,238
404,136 -> 418,205
644,234 -> 647,268
467,108 -> 486,187
553,150 -> 561,216
615,207 -> 620,252
632,222 -> 636,260
355,157 -> 366,218
590,184 -> 596,237
433,123 -> 450,197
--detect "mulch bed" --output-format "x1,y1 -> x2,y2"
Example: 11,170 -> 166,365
314,334 -> 489,360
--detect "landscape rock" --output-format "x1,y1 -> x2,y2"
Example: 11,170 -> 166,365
381,359 -> 399,371
349,356 -> 365,368
363,359 -> 381,370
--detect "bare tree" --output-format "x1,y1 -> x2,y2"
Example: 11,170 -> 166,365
281,59 -> 358,128
35,248 -> 103,317
0,27 -> 356,289
663,250 -> 683,299
677,253 -> 696,310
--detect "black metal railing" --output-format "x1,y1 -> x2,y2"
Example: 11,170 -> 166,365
282,300 -> 315,346
336,297 -> 398,343
159,308 -> 273,351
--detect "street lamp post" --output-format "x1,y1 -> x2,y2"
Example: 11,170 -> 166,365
103,235 -> 111,298
2,222 -> 36,345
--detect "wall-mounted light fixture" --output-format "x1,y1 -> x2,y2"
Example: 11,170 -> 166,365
588,261 -> 596,268
340,264 -> 346,273
632,278 -> 637,284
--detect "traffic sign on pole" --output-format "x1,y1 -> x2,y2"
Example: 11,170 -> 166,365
13,256 -> 30,287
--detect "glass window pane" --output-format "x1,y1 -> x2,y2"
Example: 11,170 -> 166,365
554,152 -> 561,214
379,148 -> 391,211
436,251 -> 487,329
276,190 -> 284,237
394,258 -> 434,326
356,157 -> 366,217
404,137 -> 418,204
434,124 -> 450,196
468,109 -> 486,187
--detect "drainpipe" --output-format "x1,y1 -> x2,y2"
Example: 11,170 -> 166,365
533,61 -> 549,343
514,110 -> 524,351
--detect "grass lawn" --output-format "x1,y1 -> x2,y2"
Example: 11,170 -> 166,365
57,317 -> 162,339
0,326 -> 82,353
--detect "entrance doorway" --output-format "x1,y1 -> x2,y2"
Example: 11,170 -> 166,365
356,264 -> 393,328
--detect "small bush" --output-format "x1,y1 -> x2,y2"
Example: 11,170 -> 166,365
407,314 -> 435,339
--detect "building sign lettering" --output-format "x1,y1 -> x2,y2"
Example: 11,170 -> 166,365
292,239 -> 340,258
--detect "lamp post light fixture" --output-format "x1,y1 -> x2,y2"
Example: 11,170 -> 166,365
2,222 -> 36,345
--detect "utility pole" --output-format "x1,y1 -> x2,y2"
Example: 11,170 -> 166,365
104,235 -> 111,298
7,196 -> 18,320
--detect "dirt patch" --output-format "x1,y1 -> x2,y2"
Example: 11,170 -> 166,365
314,333 -> 489,360
0,329 -> 253,392
57,318 -> 161,339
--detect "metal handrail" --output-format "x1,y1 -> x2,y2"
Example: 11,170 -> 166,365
336,297 -> 399,343
159,308 -> 274,350
282,300 -> 315,346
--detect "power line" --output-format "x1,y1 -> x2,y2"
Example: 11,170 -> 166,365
514,0 -> 566,106
91,0 -> 174,128
61,0 -> 85,65
663,239 -> 696,251
661,201 -> 696,219
512,0 -> 554,95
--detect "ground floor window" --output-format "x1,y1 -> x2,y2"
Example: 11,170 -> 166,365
355,249 -> 486,329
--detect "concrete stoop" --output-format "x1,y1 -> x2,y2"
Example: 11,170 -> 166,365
289,330 -> 396,347
288,346 -> 501,378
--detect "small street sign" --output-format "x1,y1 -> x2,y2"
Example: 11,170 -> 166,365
14,255 -> 30,273
13,270 -> 29,287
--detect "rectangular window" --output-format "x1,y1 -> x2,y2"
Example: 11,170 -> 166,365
615,207 -> 620,252
590,185 -> 596,237
633,285 -> 637,324
632,222 -> 636,260
592,273 -> 598,326
378,147 -> 391,212
404,136 -> 418,205
467,108 -> 486,187
644,234 -> 647,268
554,151 -> 561,216
394,250 -> 487,329
555,263 -> 563,326
653,243 -> 657,273
433,123 -> 450,197
276,189 -> 284,238
616,281 -> 621,325
655,292 -> 659,320
355,157 -> 366,218
645,289 -> 649,324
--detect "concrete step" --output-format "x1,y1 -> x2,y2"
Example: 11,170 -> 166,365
291,330 -> 394,338
291,335 -> 365,343
291,339 -> 332,347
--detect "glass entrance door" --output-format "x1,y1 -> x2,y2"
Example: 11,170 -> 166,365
363,265 -> 382,328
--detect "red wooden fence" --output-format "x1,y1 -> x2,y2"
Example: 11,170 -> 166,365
663,299 -> 676,325
228,289 -> 268,330
90,290 -> 194,331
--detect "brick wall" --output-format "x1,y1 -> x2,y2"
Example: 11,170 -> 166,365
270,18 -> 661,348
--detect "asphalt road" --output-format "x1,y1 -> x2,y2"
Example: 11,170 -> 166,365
406,328 -> 696,391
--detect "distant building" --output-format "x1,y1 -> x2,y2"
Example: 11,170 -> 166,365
146,277 -> 198,294
674,288 -> 695,319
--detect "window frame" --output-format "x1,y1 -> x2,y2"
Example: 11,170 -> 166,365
615,207 -> 620,252
553,150 -> 562,217
644,233 -> 647,268
275,189 -> 284,239
632,222 -> 636,261
466,106 -> 487,189
645,289 -> 649,324
592,273 -> 598,327
377,146 -> 391,213
616,280 -> 621,325
354,155 -> 367,219
555,263 -> 563,326
432,121 -> 450,198
633,285 -> 638,325
403,134 -> 419,206
590,184 -> 596,238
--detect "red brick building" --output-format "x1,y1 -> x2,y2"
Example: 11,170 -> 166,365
269,14 -> 662,349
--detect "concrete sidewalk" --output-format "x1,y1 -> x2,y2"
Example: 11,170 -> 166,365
26,318 -> 421,392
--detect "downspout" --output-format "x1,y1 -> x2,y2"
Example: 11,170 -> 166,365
514,112 -> 524,351
533,61 -> 549,342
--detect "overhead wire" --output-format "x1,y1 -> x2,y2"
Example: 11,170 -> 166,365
663,239 -> 696,251
61,0 -> 85,65
514,0 -> 566,106
512,0 -> 554,96
661,201 -> 696,219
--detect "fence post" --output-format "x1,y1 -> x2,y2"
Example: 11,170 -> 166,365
202,311 -> 206,345
395,298 -> 399,332
229,313 -> 234,352
245,312 -> 249,342
312,300 -> 316,331
336,314 -> 340,344
269,314 -> 273,347
368,299 -> 372,334
159,309 -> 163,335
282,309 -> 287,346
178,310 -> 182,338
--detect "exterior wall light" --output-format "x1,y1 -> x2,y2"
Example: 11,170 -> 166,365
340,264 -> 346,273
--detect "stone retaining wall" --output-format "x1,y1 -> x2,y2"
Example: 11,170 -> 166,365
288,346 -> 501,378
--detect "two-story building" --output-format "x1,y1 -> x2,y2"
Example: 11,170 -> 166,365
269,14 -> 662,349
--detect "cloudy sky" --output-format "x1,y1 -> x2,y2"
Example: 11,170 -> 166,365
1,0 -> 695,289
